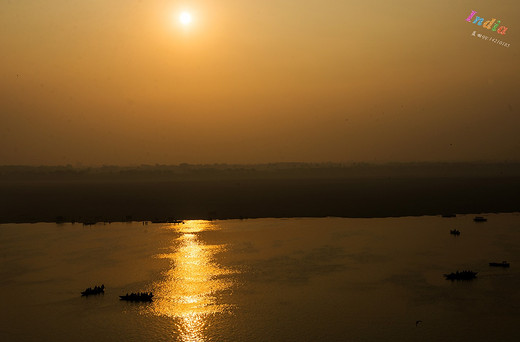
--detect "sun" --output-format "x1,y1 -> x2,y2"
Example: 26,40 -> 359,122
179,11 -> 193,26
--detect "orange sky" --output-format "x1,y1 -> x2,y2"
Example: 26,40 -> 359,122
1,0 -> 519,165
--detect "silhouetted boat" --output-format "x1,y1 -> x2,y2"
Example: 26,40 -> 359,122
81,284 -> 105,296
489,261 -> 510,267
473,216 -> 487,222
450,229 -> 460,236
119,292 -> 153,302
444,270 -> 477,281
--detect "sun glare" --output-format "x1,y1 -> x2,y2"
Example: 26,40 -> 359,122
179,11 -> 193,26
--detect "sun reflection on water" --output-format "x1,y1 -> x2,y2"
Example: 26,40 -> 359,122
151,220 -> 237,341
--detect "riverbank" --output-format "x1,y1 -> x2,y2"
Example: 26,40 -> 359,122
1,176 -> 519,223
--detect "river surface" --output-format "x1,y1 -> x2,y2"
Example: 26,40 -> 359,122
1,214 -> 519,341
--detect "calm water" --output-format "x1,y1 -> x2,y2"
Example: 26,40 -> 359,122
1,215 -> 520,341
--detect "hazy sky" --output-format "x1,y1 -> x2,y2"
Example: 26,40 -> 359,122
1,0 -> 519,165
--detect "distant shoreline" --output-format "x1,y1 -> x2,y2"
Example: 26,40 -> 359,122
2,162 -> 520,181
2,174 -> 519,224
2,212 -> 518,225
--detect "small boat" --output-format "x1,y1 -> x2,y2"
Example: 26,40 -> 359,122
444,270 -> 478,281
119,292 -> 153,302
473,216 -> 487,222
450,229 -> 461,236
81,284 -> 105,296
489,261 -> 510,267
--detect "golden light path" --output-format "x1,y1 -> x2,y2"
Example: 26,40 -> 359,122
151,220 -> 237,341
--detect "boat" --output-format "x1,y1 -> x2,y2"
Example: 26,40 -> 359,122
119,292 -> 153,302
450,229 -> 461,236
81,284 -> 105,296
489,261 -> 510,267
444,270 -> 478,281
473,216 -> 487,222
